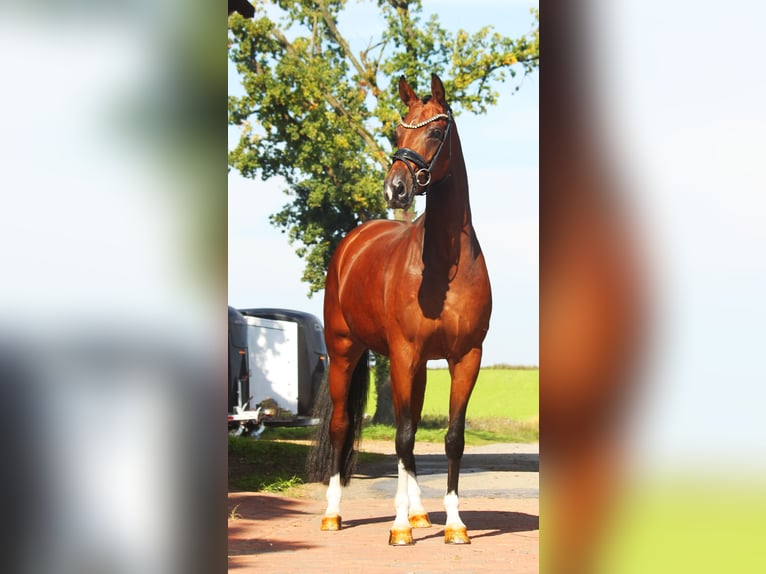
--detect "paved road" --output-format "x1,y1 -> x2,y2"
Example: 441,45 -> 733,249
229,443 -> 539,573
300,441 -> 539,501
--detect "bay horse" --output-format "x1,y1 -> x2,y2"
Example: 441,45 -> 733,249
308,74 -> 492,545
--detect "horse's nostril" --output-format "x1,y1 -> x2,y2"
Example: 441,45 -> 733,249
395,181 -> 406,198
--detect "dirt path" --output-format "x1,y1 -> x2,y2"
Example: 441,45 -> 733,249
228,443 -> 539,573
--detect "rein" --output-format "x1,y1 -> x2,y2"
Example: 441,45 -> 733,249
392,109 -> 452,193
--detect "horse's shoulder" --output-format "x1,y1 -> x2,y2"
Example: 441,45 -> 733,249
358,218 -> 406,232
347,218 -> 411,242
337,219 -> 421,268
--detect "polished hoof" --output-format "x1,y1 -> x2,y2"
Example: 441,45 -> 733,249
444,525 -> 471,544
408,513 -> 432,528
388,527 -> 415,546
320,515 -> 341,531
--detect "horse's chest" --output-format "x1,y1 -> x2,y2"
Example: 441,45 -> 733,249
399,271 -> 490,355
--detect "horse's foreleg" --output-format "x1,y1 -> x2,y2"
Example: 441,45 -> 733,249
389,457 -> 415,545
388,358 -> 425,545
444,347 -> 482,544
390,416 -> 419,545
406,364 -> 430,529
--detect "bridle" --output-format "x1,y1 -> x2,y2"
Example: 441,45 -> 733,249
391,108 -> 453,194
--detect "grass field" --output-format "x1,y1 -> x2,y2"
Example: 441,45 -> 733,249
367,366 -> 539,422
254,366 -> 539,444
596,480 -> 766,573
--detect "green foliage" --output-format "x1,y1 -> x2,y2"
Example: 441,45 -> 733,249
228,436 -> 310,491
482,363 -> 540,370
256,425 -> 315,440
228,503 -> 242,520
261,475 -> 305,492
228,1 -> 538,293
228,435 -> 386,491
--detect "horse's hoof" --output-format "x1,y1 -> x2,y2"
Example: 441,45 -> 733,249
320,515 -> 341,531
388,527 -> 414,546
409,513 -> 432,528
444,525 -> 471,544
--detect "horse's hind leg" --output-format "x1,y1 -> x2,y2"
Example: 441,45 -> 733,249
443,347 -> 482,544
320,343 -> 365,531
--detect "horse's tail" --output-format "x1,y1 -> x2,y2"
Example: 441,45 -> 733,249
306,350 -> 370,486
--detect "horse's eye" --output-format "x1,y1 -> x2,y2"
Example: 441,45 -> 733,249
429,128 -> 442,140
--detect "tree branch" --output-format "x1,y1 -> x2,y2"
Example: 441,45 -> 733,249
360,38 -> 389,95
269,27 -> 389,171
317,1 -> 368,81
323,91 -> 390,171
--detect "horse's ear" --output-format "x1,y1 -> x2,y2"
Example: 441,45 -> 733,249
431,73 -> 447,107
398,76 -> 418,107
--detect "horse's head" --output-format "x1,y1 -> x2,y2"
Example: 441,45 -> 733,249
384,74 -> 453,210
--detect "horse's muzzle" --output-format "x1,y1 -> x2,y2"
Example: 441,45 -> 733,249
384,173 -> 414,210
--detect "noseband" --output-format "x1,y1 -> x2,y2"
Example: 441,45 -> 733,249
391,109 -> 452,194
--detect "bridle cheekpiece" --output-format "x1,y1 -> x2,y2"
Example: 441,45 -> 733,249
391,108 -> 452,193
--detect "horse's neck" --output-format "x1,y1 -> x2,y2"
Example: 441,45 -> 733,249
422,135 -> 474,269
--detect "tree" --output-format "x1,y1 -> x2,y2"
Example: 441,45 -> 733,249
371,354 -> 394,425
228,0 -> 538,421
228,0 -> 538,293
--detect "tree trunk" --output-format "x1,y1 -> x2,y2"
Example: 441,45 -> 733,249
371,353 -> 395,425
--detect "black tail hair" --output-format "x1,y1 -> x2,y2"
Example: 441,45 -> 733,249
306,350 -> 370,485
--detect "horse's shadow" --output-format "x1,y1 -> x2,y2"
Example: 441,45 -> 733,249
342,514 -> 396,528
424,510 -> 538,539
343,509 -> 538,538
355,452 -> 539,478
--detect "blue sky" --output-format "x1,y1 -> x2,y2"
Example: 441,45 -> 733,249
228,1 -> 540,367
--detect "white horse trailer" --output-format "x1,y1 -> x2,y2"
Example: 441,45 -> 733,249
243,315 -> 300,414
228,307 -> 326,435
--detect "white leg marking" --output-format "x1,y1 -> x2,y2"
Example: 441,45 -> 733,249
392,459 -> 411,529
407,470 -> 426,517
444,491 -> 465,528
324,473 -> 342,516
